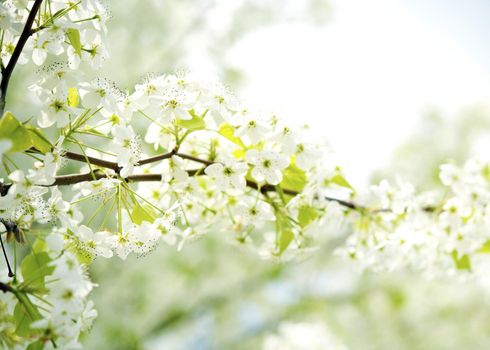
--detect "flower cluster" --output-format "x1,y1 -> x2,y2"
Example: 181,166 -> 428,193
31,251 -> 97,349
336,159 -> 490,286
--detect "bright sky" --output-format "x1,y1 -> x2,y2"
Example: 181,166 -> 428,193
226,0 -> 490,186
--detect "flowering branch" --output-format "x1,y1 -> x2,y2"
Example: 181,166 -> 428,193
0,0 -> 44,114
52,151 -> 365,211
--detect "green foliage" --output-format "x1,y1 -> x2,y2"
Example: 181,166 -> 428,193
131,203 -> 157,224
0,112 -> 32,152
330,173 -> 353,190
25,125 -> 52,154
13,293 -> 41,338
218,123 -> 246,148
477,240 -> 490,253
298,205 -> 318,228
0,112 -> 52,154
21,252 -> 54,291
177,110 -> 206,131
280,162 -> 307,193
275,208 -> 296,254
451,250 -> 471,271
66,28 -> 82,57
26,341 -> 45,350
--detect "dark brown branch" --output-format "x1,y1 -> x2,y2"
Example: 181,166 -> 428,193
176,152 -> 213,166
63,151 -> 120,172
137,150 -> 176,166
52,171 -> 108,186
0,281 -> 14,294
0,0 -> 44,114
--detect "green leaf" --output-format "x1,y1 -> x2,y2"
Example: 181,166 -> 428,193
14,302 -> 35,337
478,240 -> 490,253
218,123 -> 245,148
21,252 -> 54,290
66,28 -> 82,56
0,112 -> 32,152
451,250 -> 471,271
280,162 -> 307,193
330,173 -> 353,190
177,110 -> 206,130
13,294 -> 41,338
67,87 -> 79,107
274,208 -> 296,254
298,206 -> 318,228
278,229 -> 295,254
25,125 -> 52,154
26,341 -> 45,350
31,239 -> 47,254
131,203 -> 157,224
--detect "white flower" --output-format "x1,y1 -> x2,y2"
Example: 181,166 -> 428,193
234,198 -> 274,225
111,125 -> 141,177
234,113 -> 269,144
0,4 -> 14,31
38,89 -> 73,128
78,80 -> 118,110
148,87 -> 195,123
163,155 -> 189,183
294,142 -> 321,170
246,149 -> 289,185
76,225 -> 113,258
37,187 -> 70,224
154,216 -> 179,246
205,158 -> 248,193
144,122 -> 176,151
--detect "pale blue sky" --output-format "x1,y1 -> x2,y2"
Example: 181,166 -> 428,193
226,0 -> 490,185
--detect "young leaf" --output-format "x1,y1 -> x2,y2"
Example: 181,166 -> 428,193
14,302 -> 36,337
218,123 -> 246,148
478,240 -> 490,253
278,229 -> 295,254
280,162 -> 307,193
26,341 -> 45,350
177,110 -> 206,130
330,173 -> 353,190
13,294 -> 41,338
298,206 -> 318,228
25,125 -> 52,154
451,250 -> 471,271
21,252 -> 54,290
275,208 -> 296,254
0,112 -> 32,152
131,203 -> 157,224
66,28 -> 82,57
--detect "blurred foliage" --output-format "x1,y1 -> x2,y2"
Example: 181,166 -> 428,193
371,105 -> 490,190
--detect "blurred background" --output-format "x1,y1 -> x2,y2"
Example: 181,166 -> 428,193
11,0 -> 490,348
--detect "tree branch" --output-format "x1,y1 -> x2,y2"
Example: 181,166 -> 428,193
0,150 -> 366,212
63,151 -> 120,172
137,150 -> 176,166
0,281 -> 14,294
0,0 -> 44,115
